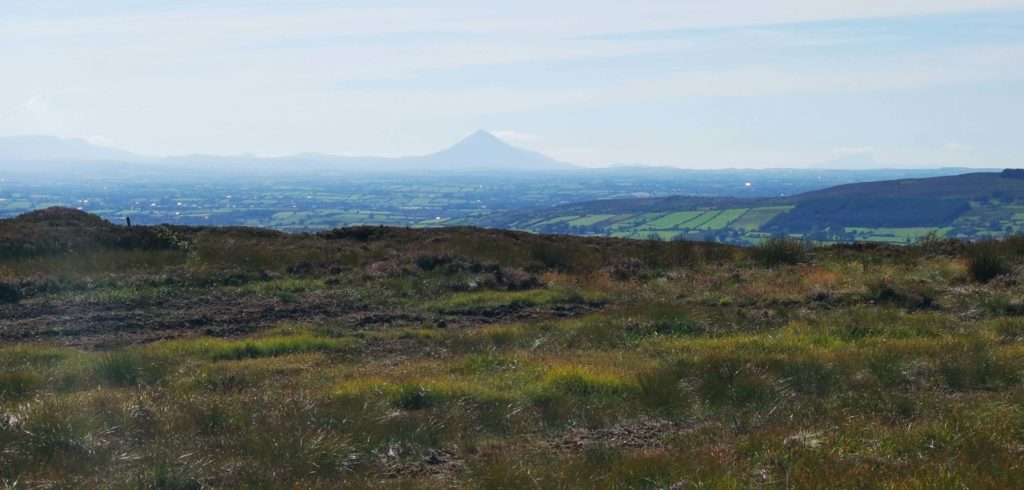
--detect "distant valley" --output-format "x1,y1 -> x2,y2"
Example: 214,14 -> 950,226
0,131 -> 1010,244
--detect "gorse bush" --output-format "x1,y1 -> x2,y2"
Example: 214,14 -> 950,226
749,235 -> 810,266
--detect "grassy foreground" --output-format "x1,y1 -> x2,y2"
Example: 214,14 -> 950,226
2,209 -> 1024,487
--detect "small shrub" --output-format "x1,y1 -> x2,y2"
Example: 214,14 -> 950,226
0,282 -> 21,304
609,257 -> 646,280
530,241 -> 573,270
967,249 -> 1009,283
415,252 -> 455,271
749,236 -> 809,267
910,231 -> 960,257
496,267 -> 541,291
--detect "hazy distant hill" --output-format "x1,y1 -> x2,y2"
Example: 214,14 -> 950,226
761,171 -> 1023,233
789,172 -> 1024,200
406,130 -> 574,172
0,135 -> 153,163
0,130 -> 574,174
811,153 -> 883,170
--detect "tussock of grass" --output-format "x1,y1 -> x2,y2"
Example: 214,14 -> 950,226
455,354 -> 519,374
0,344 -> 74,369
967,248 -> 1010,283
91,350 -> 169,386
147,334 -> 361,361
750,235 -> 811,267
984,318 -> 1024,340
537,366 -> 638,401
0,371 -> 39,400
391,383 -> 438,410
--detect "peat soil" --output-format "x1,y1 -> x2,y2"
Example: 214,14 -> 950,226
0,292 -> 595,348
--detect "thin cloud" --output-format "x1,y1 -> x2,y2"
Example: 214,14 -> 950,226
21,96 -> 51,114
490,130 -> 541,144
833,146 -> 880,155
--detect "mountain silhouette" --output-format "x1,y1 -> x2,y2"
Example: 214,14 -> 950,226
0,130 -> 575,173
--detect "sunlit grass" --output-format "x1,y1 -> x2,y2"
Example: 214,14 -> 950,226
426,288 -> 607,313
143,333 -> 361,361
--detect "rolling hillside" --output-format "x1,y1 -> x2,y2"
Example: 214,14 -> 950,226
464,170 -> 1024,244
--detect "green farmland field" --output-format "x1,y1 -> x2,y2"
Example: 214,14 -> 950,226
568,214 -> 617,227
696,208 -> 748,230
643,211 -> 705,229
729,206 -> 792,231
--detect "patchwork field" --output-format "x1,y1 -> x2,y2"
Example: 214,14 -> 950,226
507,206 -> 793,242
2,208 -> 1024,487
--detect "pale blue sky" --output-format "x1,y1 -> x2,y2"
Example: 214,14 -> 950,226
2,0 -> 1023,167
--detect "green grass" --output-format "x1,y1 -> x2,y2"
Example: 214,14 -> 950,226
144,334 -> 362,361
534,215 -> 580,226
426,288 -> 606,313
729,205 -> 793,231
537,366 -> 638,401
697,207 -> 748,230
567,214 -> 617,227
644,211 -> 704,229
846,226 -> 951,240
676,210 -> 722,230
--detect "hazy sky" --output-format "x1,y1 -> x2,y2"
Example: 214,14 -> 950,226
2,1 -> 1023,168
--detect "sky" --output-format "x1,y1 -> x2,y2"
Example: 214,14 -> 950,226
2,0 -> 1024,168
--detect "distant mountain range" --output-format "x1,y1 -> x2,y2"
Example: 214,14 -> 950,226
0,135 -> 155,164
0,130 -> 576,174
0,131 -> 987,175
811,153 -> 882,170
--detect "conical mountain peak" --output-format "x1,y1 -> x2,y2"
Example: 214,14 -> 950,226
450,130 -> 511,149
414,130 -> 573,171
